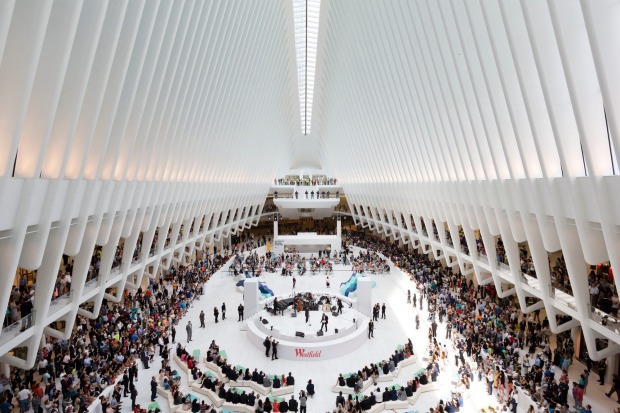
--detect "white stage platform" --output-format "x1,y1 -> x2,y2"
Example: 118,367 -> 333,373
255,305 -> 359,343
246,293 -> 369,360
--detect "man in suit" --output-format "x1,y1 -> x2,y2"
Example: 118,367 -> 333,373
238,304 -> 244,321
122,372 -> 130,397
264,336 -> 271,357
287,372 -> 295,386
321,314 -> 328,332
368,320 -> 374,339
150,377 -> 157,402
305,307 -> 310,323
279,398 -> 289,412
271,340 -> 279,360
273,376 -> 281,388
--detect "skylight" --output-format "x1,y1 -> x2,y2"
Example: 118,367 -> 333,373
293,0 -> 321,135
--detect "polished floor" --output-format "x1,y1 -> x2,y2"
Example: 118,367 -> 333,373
123,260 -> 618,413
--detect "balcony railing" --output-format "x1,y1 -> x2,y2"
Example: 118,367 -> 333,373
49,290 -> 72,315
0,311 -> 35,347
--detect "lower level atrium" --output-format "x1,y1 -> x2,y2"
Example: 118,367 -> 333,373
1,228 -> 619,413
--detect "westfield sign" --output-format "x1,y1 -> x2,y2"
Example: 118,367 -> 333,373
294,348 -> 322,358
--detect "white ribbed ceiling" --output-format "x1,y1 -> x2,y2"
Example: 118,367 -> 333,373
0,0 -> 298,186
314,0 -> 620,184
1,0 -> 620,186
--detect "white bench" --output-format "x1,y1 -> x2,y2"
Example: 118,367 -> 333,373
385,400 -> 408,409
190,383 -> 224,408
221,402 -> 256,413
367,402 -> 384,413
155,387 -> 180,413
270,386 -> 294,397
242,380 -> 271,395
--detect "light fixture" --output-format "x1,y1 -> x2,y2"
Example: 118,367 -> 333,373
293,0 -> 321,135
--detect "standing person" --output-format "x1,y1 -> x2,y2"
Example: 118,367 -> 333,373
271,340 -> 279,360
305,307 -> 310,324
337,299 -> 343,315
413,294 -> 417,307
140,347 -> 150,369
407,290 -> 411,304
306,380 -> 315,398
238,304 -> 244,321
326,277 -> 330,288
130,384 -> 138,410
415,314 -> 420,330
122,371 -> 130,397
381,303 -> 386,319
221,303 -> 226,320
186,321 -> 192,343
598,359 -> 607,385
293,277 -> 296,289
264,336 -> 271,358
213,307 -> 219,323
17,385 -> 30,413
299,391 -> 307,413
171,324 -> 176,343
368,320 -> 374,339
431,320 -> 437,338
129,361 -> 138,384
320,314 -> 328,332
150,377 -> 158,402
199,311 -> 205,328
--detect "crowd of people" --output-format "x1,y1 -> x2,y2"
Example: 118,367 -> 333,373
0,250 -> 232,413
274,177 -> 338,186
344,230 -> 603,413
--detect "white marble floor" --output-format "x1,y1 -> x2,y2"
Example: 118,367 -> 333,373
123,263 -> 618,413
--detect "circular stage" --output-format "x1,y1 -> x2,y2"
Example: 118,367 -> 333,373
246,293 -> 369,360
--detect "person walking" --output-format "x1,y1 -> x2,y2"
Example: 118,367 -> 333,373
326,277 -> 330,288
431,320 -> 437,338
407,290 -> 411,304
221,303 -> 226,320
413,294 -> 417,307
415,314 -> 420,330
186,321 -> 192,343
213,307 -> 219,323
293,277 -> 296,289
337,298 -> 343,315
199,311 -> 205,328
171,324 -> 176,343
271,340 -> 279,360
606,374 -> 620,402
238,304 -> 244,321
305,307 -> 310,324
368,320 -> 374,339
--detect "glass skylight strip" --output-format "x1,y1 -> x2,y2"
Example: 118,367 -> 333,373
293,0 -> 321,135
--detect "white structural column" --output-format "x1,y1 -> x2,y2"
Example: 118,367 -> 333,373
243,279 -> 260,320
356,278 -> 373,318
